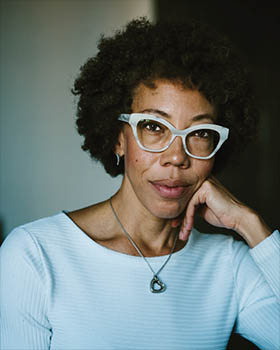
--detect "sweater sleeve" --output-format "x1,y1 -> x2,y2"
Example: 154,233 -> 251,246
232,230 -> 280,350
0,227 -> 52,349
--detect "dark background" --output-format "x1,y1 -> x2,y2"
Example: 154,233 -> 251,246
155,0 -> 280,233
155,1 -> 279,348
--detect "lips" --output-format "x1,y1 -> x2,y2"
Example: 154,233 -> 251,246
150,179 -> 190,199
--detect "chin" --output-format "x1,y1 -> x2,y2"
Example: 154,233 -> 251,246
150,200 -> 186,220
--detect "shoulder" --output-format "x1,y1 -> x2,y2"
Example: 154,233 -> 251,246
190,228 -> 247,255
0,212 -> 74,265
190,229 -> 278,287
187,228 -> 253,273
0,214 -> 66,294
2,212 -> 68,246
0,212 -> 95,290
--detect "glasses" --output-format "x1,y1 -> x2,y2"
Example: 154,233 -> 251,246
118,113 -> 229,160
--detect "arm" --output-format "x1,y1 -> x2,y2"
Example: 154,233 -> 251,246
176,176 -> 279,348
178,176 -> 272,246
0,227 -> 52,349
232,230 -> 280,349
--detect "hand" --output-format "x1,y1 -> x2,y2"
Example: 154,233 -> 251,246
175,176 -> 272,247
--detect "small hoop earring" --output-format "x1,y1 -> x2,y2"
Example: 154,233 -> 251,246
116,153 -> 120,166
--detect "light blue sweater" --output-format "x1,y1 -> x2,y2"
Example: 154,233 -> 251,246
1,212 -> 279,349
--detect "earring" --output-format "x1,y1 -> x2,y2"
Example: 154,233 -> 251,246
116,153 -> 120,166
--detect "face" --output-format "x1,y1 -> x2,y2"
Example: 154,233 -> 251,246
116,80 -> 215,219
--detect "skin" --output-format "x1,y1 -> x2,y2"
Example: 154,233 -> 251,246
69,79 -> 272,257
117,81 -> 215,219
112,80 -> 217,254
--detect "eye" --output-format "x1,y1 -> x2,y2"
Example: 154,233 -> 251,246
193,130 -> 211,139
140,120 -> 164,133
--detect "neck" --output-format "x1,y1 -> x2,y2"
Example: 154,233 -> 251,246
110,182 -> 182,256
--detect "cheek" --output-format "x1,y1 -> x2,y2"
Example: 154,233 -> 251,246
126,150 -> 156,171
123,134 -> 155,171
195,158 -> 214,179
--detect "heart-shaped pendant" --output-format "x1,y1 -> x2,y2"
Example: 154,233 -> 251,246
150,276 -> 166,293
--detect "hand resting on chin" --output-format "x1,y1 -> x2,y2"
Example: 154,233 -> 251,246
173,176 -> 272,248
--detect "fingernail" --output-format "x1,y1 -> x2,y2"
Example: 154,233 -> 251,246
179,230 -> 188,241
179,231 -> 184,240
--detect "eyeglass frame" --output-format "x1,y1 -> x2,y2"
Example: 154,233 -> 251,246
118,113 -> 229,160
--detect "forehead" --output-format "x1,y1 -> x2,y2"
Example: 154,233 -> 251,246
131,80 -> 215,123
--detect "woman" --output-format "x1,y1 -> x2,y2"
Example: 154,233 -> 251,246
1,18 -> 279,349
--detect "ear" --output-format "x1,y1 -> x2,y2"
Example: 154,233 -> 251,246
114,129 -> 125,157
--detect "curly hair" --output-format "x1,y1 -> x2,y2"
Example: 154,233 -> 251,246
72,17 -> 259,176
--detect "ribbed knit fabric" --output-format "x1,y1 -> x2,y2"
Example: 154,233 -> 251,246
1,212 -> 279,350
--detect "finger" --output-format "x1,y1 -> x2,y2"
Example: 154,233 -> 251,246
179,218 -> 194,241
179,195 -> 199,241
179,225 -> 192,241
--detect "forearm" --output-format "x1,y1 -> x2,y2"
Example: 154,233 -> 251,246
236,207 -> 272,248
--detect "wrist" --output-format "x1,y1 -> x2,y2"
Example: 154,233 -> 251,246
237,207 -> 272,248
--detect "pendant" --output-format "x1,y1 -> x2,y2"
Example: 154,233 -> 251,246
150,275 -> 166,293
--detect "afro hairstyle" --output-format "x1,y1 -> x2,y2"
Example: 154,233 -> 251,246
72,17 -> 259,176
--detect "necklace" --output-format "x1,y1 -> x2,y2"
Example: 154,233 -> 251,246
109,198 -> 178,293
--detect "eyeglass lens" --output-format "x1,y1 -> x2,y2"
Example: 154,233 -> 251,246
136,119 -> 220,157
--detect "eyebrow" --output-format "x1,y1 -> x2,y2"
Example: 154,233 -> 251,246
139,108 -> 216,122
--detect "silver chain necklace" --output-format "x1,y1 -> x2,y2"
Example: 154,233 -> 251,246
109,198 -> 178,293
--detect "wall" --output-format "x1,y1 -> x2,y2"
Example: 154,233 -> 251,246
0,0 -> 155,240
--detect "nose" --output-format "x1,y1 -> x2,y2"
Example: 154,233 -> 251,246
160,136 -> 191,168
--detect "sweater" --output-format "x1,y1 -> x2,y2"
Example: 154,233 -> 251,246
1,212 -> 279,350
